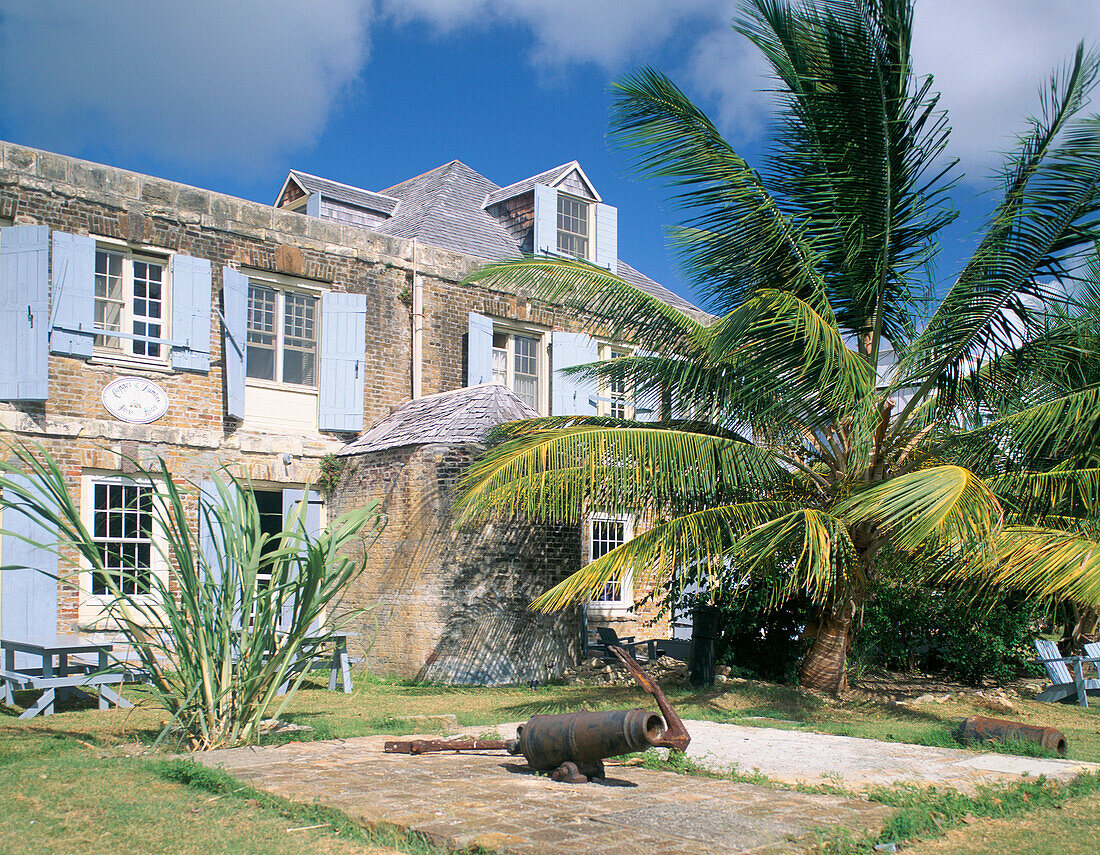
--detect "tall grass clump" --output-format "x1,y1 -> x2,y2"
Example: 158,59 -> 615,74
0,439 -> 383,749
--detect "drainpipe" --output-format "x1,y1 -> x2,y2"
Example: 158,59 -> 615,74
411,239 -> 424,400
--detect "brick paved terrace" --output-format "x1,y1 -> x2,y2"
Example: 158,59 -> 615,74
196,733 -> 890,854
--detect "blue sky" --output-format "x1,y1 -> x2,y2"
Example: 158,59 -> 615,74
1,1 -> 1097,313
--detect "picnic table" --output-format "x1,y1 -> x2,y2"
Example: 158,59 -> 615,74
0,634 -> 133,719
278,631 -> 355,694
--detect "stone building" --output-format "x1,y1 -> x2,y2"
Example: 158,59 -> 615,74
0,141 -> 707,682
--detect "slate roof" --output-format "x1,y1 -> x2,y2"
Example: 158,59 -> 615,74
339,384 -> 538,455
279,160 -> 711,321
372,161 -> 521,260
286,170 -> 400,215
617,260 -> 712,325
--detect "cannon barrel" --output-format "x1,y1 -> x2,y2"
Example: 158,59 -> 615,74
957,715 -> 1067,756
511,709 -> 666,771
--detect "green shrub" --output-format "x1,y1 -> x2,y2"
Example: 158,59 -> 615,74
856,576 -> 1042,684
678,580 -> 812,683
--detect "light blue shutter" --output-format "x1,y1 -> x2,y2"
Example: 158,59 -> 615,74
1,474 -> 59,665
221,267 -> 248,420
634,349 -> 659,421
49,230 -> 96,358
467,311 -> 494,386
170,254 -> 212,372
533,184 -> 558,254
198,479 -> 240,629
551,331 -> 599,416
319,291 -> 367,432
281,489 -> 323,631
0,226 -> 49,401
594,202 -> 618,274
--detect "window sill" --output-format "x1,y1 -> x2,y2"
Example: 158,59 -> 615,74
587,602 -> 633,617
245,377 -> 319,395
90,352 -> 174,374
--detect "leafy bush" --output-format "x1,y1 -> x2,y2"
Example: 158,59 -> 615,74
0,439 -> 383,748
677,579 -> 812,683
856,576 -> 1043,684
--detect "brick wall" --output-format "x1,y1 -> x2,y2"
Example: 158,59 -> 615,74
330,443 -> 583,682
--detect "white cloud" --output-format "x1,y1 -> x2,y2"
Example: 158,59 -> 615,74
911,0 -> 1100,178
381,0 -> 725,69
682,18 -> 773,143
0,0 -> 371,174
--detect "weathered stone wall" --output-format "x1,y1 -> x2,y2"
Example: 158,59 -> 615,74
330,443 -> 583,683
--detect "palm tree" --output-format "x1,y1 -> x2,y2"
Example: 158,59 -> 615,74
456,0 -> 1100,692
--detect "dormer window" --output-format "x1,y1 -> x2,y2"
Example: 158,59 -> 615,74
557,194 -> 589,259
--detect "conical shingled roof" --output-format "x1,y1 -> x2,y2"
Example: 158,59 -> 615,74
339,384 -> 538,455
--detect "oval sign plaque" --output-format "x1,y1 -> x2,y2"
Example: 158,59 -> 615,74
101,377 -> 170,424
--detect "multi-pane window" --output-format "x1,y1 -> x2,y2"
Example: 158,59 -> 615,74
492,330 -> 540,410
557,194 -> 589,258
91,482 -> 154,596
246,284 -> 318,387
598,346 -> 634,419
94,248 -> 166,359
590,517 -> 629,604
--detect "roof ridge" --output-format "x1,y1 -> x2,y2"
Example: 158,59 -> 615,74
288,169 -> 400,203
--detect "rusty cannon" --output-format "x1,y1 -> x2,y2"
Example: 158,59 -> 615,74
957,715 -> 1067,756
384,645 -> 690,782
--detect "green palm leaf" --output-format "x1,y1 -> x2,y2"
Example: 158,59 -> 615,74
836,465 -> 1002,551
530,501 -> 797,611
962,526 -> 1100,606
456,426 -> 786,524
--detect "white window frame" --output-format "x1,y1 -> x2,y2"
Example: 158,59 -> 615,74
78,472 -> 168,626
92,237 -> 171,368
556,193 -> 590,260
587,514 -> 634,614
244,270 -> 322,391
490,319 -> 550,415
597,343 -> 634,419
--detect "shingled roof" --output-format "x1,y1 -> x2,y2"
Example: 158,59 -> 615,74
483,161 -> 600,207
282,169 -> 400,215
339,384 -> 538,455
372,161 -> 520,260
278,160 -> 711,321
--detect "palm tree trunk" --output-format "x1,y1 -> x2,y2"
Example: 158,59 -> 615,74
798,599 -> 857,693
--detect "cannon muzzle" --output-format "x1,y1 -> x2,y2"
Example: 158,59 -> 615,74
511,708 -> 666,772
957,715 -> 1067,756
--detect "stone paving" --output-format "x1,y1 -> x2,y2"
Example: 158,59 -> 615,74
196,733 -> 892,854
194,720 -> 1100,853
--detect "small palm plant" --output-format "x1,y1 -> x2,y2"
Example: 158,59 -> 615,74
0,439 -> 383,749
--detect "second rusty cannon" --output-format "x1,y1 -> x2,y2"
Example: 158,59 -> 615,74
385,646 -> 690,782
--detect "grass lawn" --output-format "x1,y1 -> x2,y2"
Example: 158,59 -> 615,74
2,672 -> 1099,854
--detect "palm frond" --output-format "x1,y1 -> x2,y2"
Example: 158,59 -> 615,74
731,507 -> 863,606
836,465 -> 1002,551
610,66 -> 832,317
947,385 -> 1100,471
530,501 -> 797,611
462,256 -> 707,354
738,0 -> 956,355
896,46 -> 1100,426
949,525 -> 1100,606
456,425 -> 785,524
